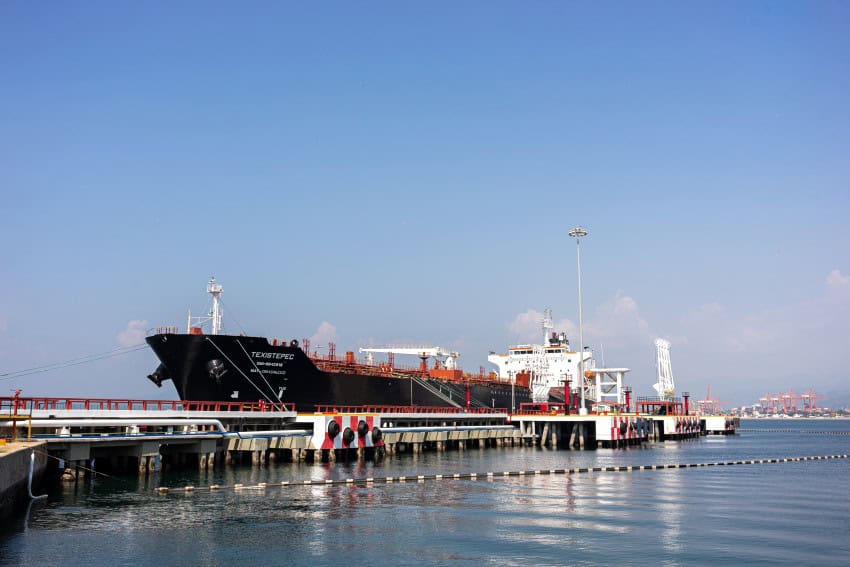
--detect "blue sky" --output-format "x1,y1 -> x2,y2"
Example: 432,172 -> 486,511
2,2 -> 848,407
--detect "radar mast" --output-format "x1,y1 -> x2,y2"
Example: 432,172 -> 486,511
186,276 -> 224,335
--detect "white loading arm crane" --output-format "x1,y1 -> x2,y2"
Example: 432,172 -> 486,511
653,338 -> 675,400
358,346 -> 460,369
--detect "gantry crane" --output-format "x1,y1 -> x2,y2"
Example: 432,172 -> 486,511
696,384 -> 726,415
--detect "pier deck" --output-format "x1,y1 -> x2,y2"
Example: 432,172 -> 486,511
2,396 -> 739,478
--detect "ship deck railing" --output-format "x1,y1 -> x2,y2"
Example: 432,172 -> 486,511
0,397 -> 294,414
635,396 -> 687,416
310,356 -> 509,387
314,404 -> 508,415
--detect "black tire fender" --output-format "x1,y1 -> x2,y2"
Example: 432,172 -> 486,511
327,420 -> 340,439
357,420 -> 369,437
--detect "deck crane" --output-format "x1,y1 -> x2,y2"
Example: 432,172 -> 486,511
358,346 -> 460,370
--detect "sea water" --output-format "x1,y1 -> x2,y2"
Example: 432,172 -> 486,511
2,419 -> 849,566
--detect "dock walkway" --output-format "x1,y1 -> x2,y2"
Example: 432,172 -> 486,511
2,396 -> 739,478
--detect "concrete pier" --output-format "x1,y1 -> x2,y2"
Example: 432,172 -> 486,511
0,441 -> 48,521
703,416 -> 740,435
510,413 -> 728,449
377,425 -> 521,455
1,397 -> 740,499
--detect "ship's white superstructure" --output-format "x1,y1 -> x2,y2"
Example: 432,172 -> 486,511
487,309 -> 595,402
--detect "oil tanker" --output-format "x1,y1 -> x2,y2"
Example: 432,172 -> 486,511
146,278 -> 532,411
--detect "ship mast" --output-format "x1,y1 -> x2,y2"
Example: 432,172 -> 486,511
207,276 -> 223,335
542,308 -> 553,345
188,277 -> 225,334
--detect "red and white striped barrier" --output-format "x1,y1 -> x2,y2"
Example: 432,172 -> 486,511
296,414 -> 383,450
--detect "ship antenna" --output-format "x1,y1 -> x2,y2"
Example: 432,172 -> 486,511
207,277 -> 223,335
542,307 -> 553,345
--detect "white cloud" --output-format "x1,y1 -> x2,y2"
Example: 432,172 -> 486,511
310,321 -> 338,346
727,319 -> 783,353
508,308 -> 576,343
117,320 -> 147,347
826,269 -> 850,288
717,269 -> 850,354
587,292 -> 652,342
684,301 -> 788,355
671,268 -> 850,404
509,295 -> 652,346
508,309 -> 544,342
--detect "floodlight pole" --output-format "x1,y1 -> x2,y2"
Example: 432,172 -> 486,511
569,227 -> 589,415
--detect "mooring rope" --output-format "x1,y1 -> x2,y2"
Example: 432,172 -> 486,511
155,454 -> 850,495
35,449 -> 120,480
0,343 -> 147,381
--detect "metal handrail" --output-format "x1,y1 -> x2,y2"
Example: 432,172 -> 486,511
314,404 -> 507,415
311,356 -> 499,386
0,397 -> 294,413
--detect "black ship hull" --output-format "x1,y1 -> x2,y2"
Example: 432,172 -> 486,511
146,333 -> 531,411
